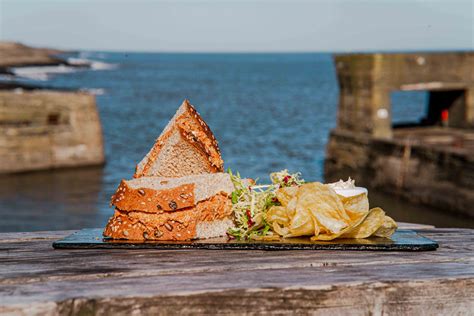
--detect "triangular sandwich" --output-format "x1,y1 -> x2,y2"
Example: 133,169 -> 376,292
134,99 -> 224,178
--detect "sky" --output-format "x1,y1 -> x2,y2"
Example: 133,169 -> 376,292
0,0 -> 473,52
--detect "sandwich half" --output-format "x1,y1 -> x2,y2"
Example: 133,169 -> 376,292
103,173 -> 235,241
134,99 -> 224,178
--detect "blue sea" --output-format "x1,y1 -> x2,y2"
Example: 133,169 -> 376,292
4,51 -> 466,232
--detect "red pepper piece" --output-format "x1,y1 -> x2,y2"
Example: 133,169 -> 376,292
246,209 -> 254,227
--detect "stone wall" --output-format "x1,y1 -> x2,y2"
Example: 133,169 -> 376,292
0,90 -> 105,173
325,129 -> 474,217
334,52 -> 474,138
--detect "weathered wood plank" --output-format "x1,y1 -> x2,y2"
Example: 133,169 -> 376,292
1,229 -> 472,283
397,222 -> 435,229
0,231 -> 471,284
0,228 -> 473,315
0,230 -> 73,243
1,278 -> 472,316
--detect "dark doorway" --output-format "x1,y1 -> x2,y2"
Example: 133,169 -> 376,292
425,90 -> 466,128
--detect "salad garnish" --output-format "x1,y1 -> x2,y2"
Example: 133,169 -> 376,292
227,168 -> 304,240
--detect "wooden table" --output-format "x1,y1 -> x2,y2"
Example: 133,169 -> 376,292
1,224 -> 473,315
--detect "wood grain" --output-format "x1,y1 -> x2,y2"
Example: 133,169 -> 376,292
0,227 -> 472,315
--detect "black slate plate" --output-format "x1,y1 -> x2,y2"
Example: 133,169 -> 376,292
53,228 -> 438,251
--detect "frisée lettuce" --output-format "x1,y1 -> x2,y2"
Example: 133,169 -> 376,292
227,169 -> 304,240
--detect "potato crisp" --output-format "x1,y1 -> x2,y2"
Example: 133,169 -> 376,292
267,182 -> 397,240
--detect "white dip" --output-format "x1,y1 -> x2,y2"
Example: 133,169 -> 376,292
328,177 -> 368,197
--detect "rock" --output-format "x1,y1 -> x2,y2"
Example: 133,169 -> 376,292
0,41 -> 66,68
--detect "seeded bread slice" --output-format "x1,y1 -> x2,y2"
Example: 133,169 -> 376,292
111,173 -> 234,213
104,194 -> 233,241
134,99 -> 224,178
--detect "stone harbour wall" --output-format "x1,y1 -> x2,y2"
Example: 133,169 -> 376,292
0,90 -> 105,173
334,52 -> 474,138
324,129 -> 474,218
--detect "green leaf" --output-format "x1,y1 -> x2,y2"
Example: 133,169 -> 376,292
231,191 -> 238,204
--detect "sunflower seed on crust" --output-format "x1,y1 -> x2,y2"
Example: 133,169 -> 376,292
164,223 -> 173,231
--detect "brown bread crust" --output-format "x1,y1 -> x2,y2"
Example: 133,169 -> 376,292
175,102 -> 223,171
111,180 -> 196,213
103,194 -> 232,241
134,100 -> 224,178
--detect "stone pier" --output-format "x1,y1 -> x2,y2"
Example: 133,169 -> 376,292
0,90 -> 105,173
325,52 -> 474,217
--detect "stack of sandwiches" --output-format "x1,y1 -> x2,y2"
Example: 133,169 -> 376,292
103,100 -> 236,241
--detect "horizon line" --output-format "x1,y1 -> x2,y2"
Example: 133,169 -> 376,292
2,40 -> 472,55
65,48 -> 474,54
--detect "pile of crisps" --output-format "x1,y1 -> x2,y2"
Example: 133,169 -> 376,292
266,182 -> 397,240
